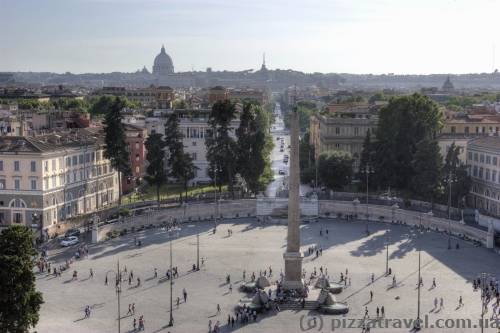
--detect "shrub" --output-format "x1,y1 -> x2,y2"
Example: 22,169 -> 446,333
113,228 -> 120,235
236,213 -> 239,218
247,213 -> 250,217
220,214 -> 223,219
336,212 -> 342,219
405,200 -> 412,208
211,215 -> 214,220
353,214 -> 358,220
379,216 -> 384,221
106,232 -> 112,239
122,228 -> 128,234
119,207 -> 131,217
325,212 -> 330,217
188,217 -> 192,221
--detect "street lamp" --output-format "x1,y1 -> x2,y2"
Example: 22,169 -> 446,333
127,173 -> 140,232
382,187 -> 396,274
196,191 -> 205,271
168,231 -> 174,326
361,165 -> 374,233
414,215 -> 425,330
444,171 -> 457,250
210,165 -> 219,230
473,273 -> 492,333
105,259 -> 127,333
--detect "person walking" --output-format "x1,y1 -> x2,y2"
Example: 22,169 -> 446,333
313,314 -> 317,327
243,270 -> 246,282
208,320 -> 212,332
154,268 -> 158,278
228,314 -> 231,326
364,307 -> 369,318
89,269 -> 93,278
440,298 -> 444,309
370,291 -> 373,301
459,296 -> 463,307
216,304 -> 221,314
434,297 -> 438,308
133,318 -> 136,330
381,306 -> 385,317
229,283 -> 233,293
137,276 -> 141,286
349,277 -> 351,286
127,304 -> 132,316
432,278 -> 436,288
419,277 -> 423,286
231,316 -> 235,327
183,288 -> 187,302
132,303 -> 135,315
201,258 -> 205,266
177,297 -> 180,309
376,307 -> 380,317
371,273 -> 374,283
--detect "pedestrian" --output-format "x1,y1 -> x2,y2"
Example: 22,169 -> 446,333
231,316 -> 235,327
132,303 -> 135,315
243,270 -> 246,281
440,298 -> 444,309
208,320 -> 212,332
202,258 -> 205,266
419,277 -> 423,286
349,277 -> 351,286
381,306 -> 385,317
154,268 -> 158,278
216,304 -> 221,314
432,278 -> 436,288
229,283 -> 233,293
434,297 -> 438,308
124,266 -> 128,273
320,246 -> 323,255
133,318 -> 136,330
183,288 -> 187,302
130,270 -> 134,279
89,269 -> 93,278
376,307 -> 380,317
127,304 -> 132,316
370,291 -> 373,301
313,314 -> 317,326
177,297 -> 180,308
316,250 -> 319,258
137,276 -> 141,286
253,310 -> 257,321
346,268 -> 348,277
364,307 -> 369,318
459,296 -> 463,307
228,314 -> 231,326
372,273 -> 374,283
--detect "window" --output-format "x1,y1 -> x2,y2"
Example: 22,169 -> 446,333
79,155 -> 84,164
72,156 -> 77,166
104,165 -> 108,174
52,159 -> 56,170
486,169 -> 490,181
192,142 -> 197,146
92,168 -> 96,177
0,161 -> 3,171
14,161 -> 19,172
354,127 -> 359,135
474,153 -> 478,162
473,166 -> 478,177
135,154 -> 139,161
480,154 -> 484,163
14,179 -> 20,189
52,176 -> 56,187
91,152 -> 95,162
59,157 -> 63,169
135,166 -> 140,173
85,153 -> 90,163
446,146 -> 450,153
494,157 -> 498,166
96,151 -> 101,161
493,171 -> 497,183
44,178 -> 49,189
468,152 -> 472,160
479,167 -> 484,179
13,213 -> 22,223
335,143 -> 340,148
59,175 -> 64,185
486,156 -> 491,164
86,169 -> 90,179
192,153 -> 197,160
80,170 -> 83,180
151,130 -> 156,134
335,127 -> 340,135
135,142 -> 140,149
66,157 -> 71,167
98,166 -> 102,176
0,179 -> 5,189
354,143 -> 359,148
44,161 -> 49,172
67,174 -> 70,184
464,126 -> 469,133
73,172 -> 77,182
451,126 -> 456,133
31,161 -> 36,172
30,180 -> 37,190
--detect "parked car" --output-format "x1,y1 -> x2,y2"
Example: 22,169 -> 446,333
280,148 -> 284,152
284,154 -> 289,158
279,169 -> 285,175
65,228 -> 80,238
61,236 -> 78,247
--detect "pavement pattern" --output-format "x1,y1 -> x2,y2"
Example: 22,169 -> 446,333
33,218 -> 500,333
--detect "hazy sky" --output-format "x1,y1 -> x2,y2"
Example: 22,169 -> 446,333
1,0 -> 500,75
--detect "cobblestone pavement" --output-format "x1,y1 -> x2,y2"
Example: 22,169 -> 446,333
34,218 -> 500,333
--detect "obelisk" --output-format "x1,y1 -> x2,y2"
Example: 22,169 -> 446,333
282,98 -> 304,291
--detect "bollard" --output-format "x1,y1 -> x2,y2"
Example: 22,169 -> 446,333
193,264 -> 196,271
389,268 -> 392,275
138,240 -> 141,246
456,243 -> 459,249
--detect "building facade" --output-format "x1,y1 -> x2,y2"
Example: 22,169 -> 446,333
0,131 -> 119,234
122,124 -> 147,194
466,135 -> 500,217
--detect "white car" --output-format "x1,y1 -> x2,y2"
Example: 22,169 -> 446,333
61,236 -> 78,247
279,169 -> 285,175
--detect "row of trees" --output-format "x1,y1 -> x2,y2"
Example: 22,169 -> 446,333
358,93 -> 470,206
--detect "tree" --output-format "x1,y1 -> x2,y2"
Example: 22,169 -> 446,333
442,142 -> 471,209
341,95 -> 364,103
206,100 -> 239,199
236,104 -> 267,193
173,100 -> 189,109
89,95 -> 116,116
172,152 -> 198,202
103,97 -> 131,205
358,129 -> 374,191
411,138 -> 443,201
283,106 -> 312,132
0,226 -> 44,332
373,93 -> 444,190
317,150 -> 353,191
144,133 -> 167,206
368,92 -> 390,104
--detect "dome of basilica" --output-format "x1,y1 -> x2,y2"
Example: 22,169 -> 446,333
153,45 -> 174,75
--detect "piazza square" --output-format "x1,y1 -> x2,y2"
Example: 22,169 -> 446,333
34,217 -> 500,333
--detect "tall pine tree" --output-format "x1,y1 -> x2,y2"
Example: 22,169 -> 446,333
103,97 -> 131,205
411,138 -> 443,202
144,133 -> 167,206
0,226 -> 44,332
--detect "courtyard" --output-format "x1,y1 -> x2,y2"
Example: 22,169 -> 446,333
34,217 -> 500,333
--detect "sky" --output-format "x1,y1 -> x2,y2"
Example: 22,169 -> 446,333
1,0 -> 500,75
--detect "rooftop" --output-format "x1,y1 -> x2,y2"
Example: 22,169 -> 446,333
467,136 -> 500,150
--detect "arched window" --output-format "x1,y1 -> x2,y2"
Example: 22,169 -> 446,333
51,197 -> 57,206
79,189 -> 85,198
10,198 -> 26,208
485,189 -> 491,198
66,193 -> 73,202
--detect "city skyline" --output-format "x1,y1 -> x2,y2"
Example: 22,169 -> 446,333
1,0 -> 500,75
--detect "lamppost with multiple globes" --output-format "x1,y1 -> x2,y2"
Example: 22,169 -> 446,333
210,165 -> 220,230
361,165 -> 374,233
444,171 -> 457,250
382,187 -> 396,274
105,259 -> 128,333
414,214 -> 426,330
